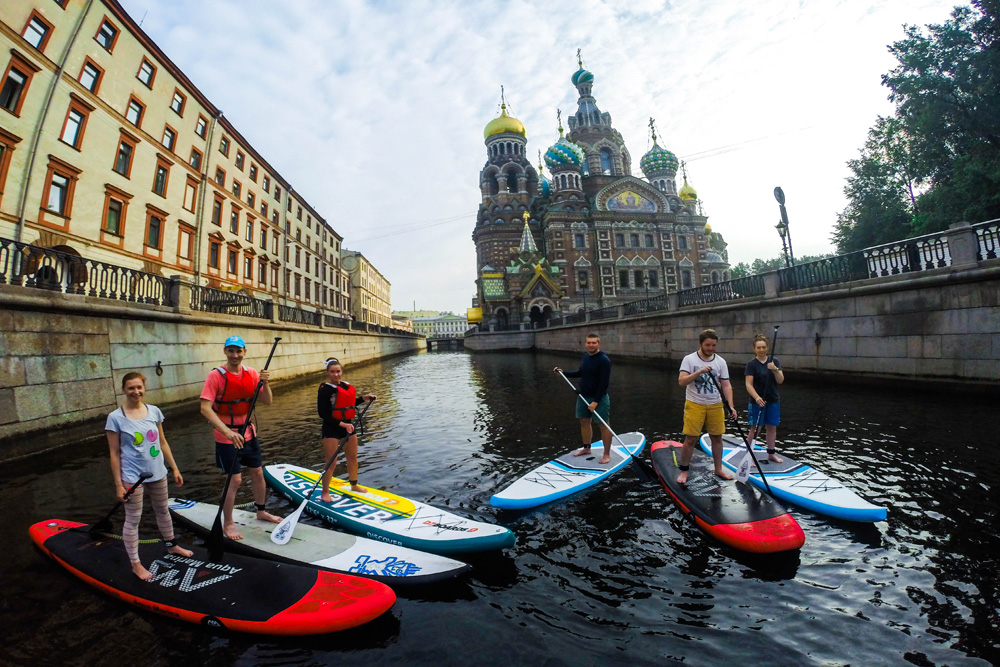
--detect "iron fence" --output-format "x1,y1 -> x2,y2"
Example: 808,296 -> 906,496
278,304 -> 320,326
190,285 -> 272,319
323,314 -> 350,329
0,236 -> 170,305
974,219 -> 1000,261
678,274 -> 765,307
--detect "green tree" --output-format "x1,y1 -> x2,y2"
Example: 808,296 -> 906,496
835,2 -> 1000,251
731,261 -> 750,279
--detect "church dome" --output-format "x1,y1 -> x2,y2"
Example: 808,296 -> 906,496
484,104 -> 526,140
640,143 -> 679,178
571,68 -> 594,86
679,179 -> 698,201
539,175 -> 550,197
544,137 -> 585,170
705,251 -> 725,263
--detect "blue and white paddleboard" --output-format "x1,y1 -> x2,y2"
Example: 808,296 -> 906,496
264,464 -> 516,555
699,433 -> 887,522
490,432 -> 646,509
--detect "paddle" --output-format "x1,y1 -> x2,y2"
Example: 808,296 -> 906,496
270,435 -> 348,545
270,396 -> 376,544
705,370 -> 774,495
737,326 -> 781,482
557,370 -> 654,481
90,472 -> 152,536
208,336 -> 281,562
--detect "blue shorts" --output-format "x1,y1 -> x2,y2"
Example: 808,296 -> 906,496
747,402 -> 780,427
215,435 -> 263,473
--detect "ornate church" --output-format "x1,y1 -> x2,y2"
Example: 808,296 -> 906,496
472,55 -> 730,328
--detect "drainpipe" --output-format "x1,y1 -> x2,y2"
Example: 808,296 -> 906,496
15,0 -> 95,242
192,111 -> 221,283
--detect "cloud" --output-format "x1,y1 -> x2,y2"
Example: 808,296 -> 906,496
122,0 -> 959,310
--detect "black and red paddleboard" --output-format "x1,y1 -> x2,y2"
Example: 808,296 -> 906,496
30,520 -> 396,634
650,441 -> 804,553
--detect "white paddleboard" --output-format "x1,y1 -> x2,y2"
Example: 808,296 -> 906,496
264,464 -> 516,554
490,432 -> 646,509
169,498 -> 471,585
699,434 -> 887,522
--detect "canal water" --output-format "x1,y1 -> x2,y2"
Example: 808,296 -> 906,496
2,350 -> 997,666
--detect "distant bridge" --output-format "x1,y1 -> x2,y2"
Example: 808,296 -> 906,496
426,336 -> 465,350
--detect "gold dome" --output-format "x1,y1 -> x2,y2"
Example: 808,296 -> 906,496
484,104 -> 526,140
679,179 -> 698,201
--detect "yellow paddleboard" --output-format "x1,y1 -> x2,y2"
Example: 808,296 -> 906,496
288,469 -> 416,517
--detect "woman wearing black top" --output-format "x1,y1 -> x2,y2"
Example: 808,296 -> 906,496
745,334 -> 785,463
318,358 -> 376,499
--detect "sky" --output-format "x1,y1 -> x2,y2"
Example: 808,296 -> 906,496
119,0 -> 963,314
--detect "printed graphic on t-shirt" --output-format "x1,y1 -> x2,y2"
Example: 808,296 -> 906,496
130,428 -> 160,456
693,372 -> 718,396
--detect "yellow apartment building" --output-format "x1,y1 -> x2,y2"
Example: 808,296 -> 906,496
341,249 -> 391,327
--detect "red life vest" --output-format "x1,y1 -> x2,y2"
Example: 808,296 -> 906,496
213,366 -> 256,427
327,381 -> 357,421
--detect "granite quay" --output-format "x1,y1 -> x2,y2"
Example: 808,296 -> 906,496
0,242 -> 420,460
466,220 -> 1000,387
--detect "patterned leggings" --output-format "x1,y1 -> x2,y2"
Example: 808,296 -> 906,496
122,477 -> 175,563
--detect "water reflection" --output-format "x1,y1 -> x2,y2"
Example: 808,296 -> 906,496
2,349 -> 997,666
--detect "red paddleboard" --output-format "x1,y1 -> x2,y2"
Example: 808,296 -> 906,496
650,441 -> 804,553
30,519 -> 395,634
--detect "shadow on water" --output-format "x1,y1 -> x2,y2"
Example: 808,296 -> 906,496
2,348 -> 998,665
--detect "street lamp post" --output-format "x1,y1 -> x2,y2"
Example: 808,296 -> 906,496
773,187 -> 795,267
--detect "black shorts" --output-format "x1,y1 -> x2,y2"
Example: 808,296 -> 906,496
215,435 -> 263,474
322,420 -> 352,440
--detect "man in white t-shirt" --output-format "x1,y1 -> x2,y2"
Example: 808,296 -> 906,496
676,329 -> 738,484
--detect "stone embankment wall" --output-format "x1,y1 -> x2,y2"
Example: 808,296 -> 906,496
467,263 -> 1000,387
0,285 -> 420,460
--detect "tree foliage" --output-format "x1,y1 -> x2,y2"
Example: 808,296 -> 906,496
834,1 -> 1000,252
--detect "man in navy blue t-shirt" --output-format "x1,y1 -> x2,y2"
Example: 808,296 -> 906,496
554,334 -> 613,464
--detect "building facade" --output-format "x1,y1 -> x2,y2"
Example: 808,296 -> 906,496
411,313 -> 469,338
342,249 -> 391,327
0,0 -> 367,318
472,58 -> 730,328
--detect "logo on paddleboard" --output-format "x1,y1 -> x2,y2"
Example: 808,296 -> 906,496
146,553 -> 242,592
352,554 -> 421,577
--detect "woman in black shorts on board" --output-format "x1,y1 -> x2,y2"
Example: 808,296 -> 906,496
317,357 -> 376,500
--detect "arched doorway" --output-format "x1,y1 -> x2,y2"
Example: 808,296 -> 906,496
496,308 -> 509,329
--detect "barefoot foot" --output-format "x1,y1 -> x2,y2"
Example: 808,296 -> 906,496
131,561 -> 153,581
676,470 -> 689,485
768,452 -> 784,464
320,493 -> 335,503
350,484 -> 368,493
223,522 -> 243,540
167,543 -> 194,557
573,448 -> 592,457
257,510 -> 282,524
599,455 -> 611,464
715,469 -> 734,481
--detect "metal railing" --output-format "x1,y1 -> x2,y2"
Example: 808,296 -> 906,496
190,285 -> 272,319
323,314 -> 350,329
975,219 -> 1000,261
678,274 -> 765,307
279,304 -> 320,326
0,237 -> 171,305
588,305 -> 619,322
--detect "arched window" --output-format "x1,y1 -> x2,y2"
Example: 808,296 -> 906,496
487,172 -> 499,196
711,270 -> 720,283
600,149 -> 613,175
506,171 -> 518,193
645,234 -> 654,248
574,233 -> 584,248
561,174 -> 568,189
630,233 -> 639,247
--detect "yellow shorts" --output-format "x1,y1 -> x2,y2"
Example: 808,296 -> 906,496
683,401 -> 726,437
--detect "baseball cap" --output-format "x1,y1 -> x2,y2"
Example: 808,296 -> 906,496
223,335 -> 246,349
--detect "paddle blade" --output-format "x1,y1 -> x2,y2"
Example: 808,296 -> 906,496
207,517 -> 225,563
271,503 -> 305,545
734,451 -> 752,483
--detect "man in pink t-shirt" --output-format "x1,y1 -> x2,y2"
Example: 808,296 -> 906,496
199,335 -> 281,540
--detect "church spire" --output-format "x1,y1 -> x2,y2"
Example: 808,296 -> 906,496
519,211 -> 538,253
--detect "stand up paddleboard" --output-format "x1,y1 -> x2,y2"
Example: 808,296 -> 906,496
29,519 -> 395,634
169,499 -> 471,586
264,464 -> 515,555
699,434 -> 887,522
490,432 -> 646,509
650,441 -> 804,553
